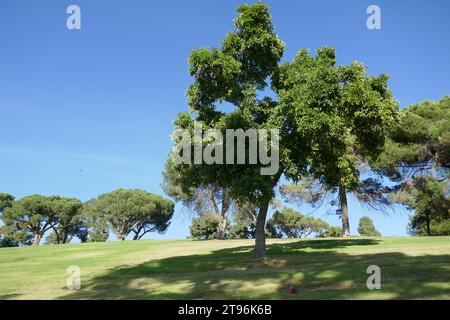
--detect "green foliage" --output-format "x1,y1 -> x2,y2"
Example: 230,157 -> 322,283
85,189 -> 174,241
357,216 -> 381,236
87,227 -> 109,242
265,219 -> 282,239
427,219 -> 450,236
318,226 -> 343,238
392,177 -> 450,236
1,195 -> 57,245
274,48 -> 398,237
171,2 -> 287,211
268,208 -> 329,238
47,196 -> 84,244
0,195 -> 85,245
44,232 -> 59,245
374,96 -> 450,179
227,221 -> 254,239
189,213 -> 221,240
0,193 -> 18,247
81,199 -> 109,242
162,159 -> 232,240
0,224 -> 32,247
275,47 -> 399,191
227,202 -> 257,239
228,201 -> 281,239
0,193 -> 14,212
279,179 -> 326,207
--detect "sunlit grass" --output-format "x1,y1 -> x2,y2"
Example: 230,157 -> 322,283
0,237 -> 449,299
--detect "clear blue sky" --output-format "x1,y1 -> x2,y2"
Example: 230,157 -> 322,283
1,0 -> 449,240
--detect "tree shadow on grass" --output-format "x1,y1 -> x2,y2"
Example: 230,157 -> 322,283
0,294 -> 21,300
59,238 -> 450,300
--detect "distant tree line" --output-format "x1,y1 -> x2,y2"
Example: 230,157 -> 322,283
0,189 -> 174,247
188,207 -> 384,240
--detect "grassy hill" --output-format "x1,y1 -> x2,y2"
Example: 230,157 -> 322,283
1,237 -> 449,300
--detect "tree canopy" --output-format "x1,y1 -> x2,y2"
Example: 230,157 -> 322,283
86,189 -> 174,241
374,96 -> 450,236
189,213 -> 222,240
274,47 -> 399,236
0,195 -> 85,246
1,195 -> 57,245
268,208 -> 329,238
374,96 -> 450,180
47,196 -> 84,244
392,177 -> 450,236
357,216 -> 381,237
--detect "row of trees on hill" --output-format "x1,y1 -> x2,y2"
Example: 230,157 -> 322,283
188,207 -> 381,240
0,189 -> 174,247
164,3 -> 449,259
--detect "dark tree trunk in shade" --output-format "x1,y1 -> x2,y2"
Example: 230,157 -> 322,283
215,191 -> 230,240
425,211 -> 432,236
339,182 -> 350,237
253,200 -> 270,259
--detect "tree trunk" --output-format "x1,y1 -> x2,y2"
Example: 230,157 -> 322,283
216,191 -> 230,240
425,211 -> 432,236
253,200 -> 270,259
132,226 -> 142,240
339,182 -> 350,237
33,234 -> 41,246
54,229 -> 61,244
216,217 -> 227,240
117,233 -> 126,241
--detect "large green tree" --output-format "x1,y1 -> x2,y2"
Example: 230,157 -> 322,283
357,216 -> 381,236
169,3 -> 289,258
1,195 -> 86,246
189,213 -> 221,240
0,193 -> 25,247
1,195 -> 56,245
375,96 -> 450,179
392,177 -> 449,236
86,189 -> 174,241
47,196 -> 84,244
168,3 -> 398,258
374,96 -> 450,235
274,47 -> 399,236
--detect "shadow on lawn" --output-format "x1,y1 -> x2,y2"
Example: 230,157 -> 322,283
0,294 -> 20,300
59,238 -> 450,300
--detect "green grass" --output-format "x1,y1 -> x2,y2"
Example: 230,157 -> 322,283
1,237 -> 449,299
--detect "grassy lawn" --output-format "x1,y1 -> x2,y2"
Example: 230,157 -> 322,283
0,237 -> 449,299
